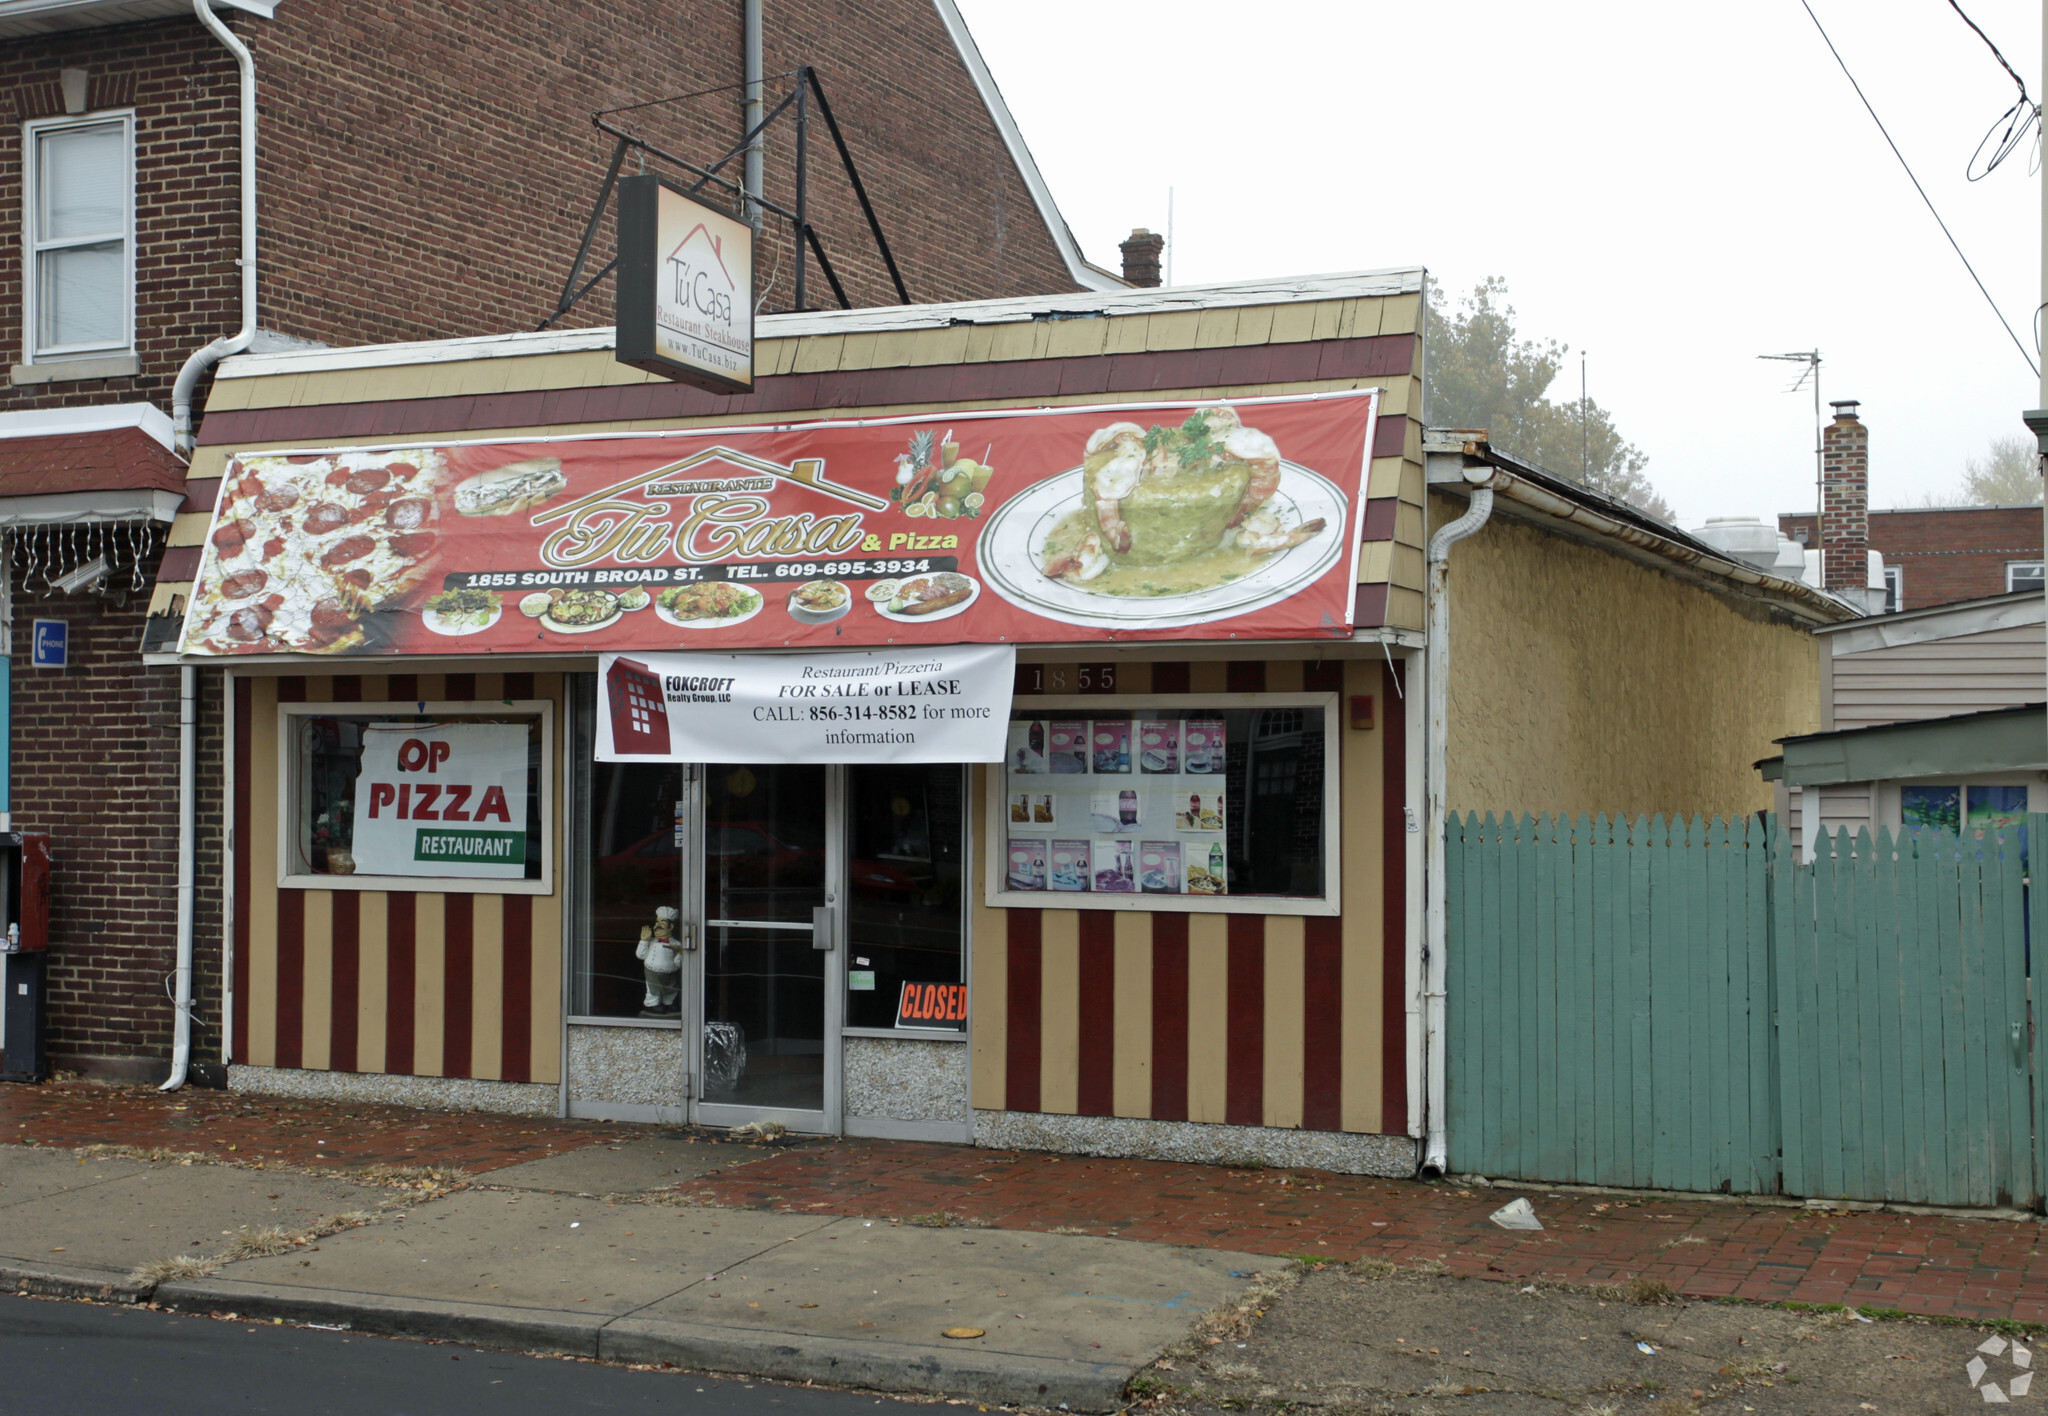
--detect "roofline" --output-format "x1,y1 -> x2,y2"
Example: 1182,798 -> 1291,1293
1768,700 -> 2047,787
1811,585 -> 2042,636
1775,699 -> 2047,749
928,0 -> 1124,294
1779,503 -> 2045,517
211,268 -> 1428,380
1426,431 -> 1860,627
0,401 -> 176,452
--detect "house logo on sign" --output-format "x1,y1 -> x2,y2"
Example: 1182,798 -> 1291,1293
665,223 -> 740,353
30,619 -> 66,669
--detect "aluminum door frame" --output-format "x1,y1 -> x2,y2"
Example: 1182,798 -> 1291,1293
686,763 -> 843,1135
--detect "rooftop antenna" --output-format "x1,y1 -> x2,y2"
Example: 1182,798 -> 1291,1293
1759,349 -> 1824,539
1165,186 -> 1174,286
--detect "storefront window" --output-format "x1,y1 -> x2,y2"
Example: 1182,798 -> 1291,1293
846,764 -> 966,1030
993,697 -> 1337,911
282,706 -> 549,891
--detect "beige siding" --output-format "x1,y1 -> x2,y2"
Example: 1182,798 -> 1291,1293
1831,624 -> 2046,729
1817,782 -> 1873,839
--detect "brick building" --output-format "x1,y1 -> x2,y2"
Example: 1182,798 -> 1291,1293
0,0 -> 1118,1082
1777,505 -> 2043,613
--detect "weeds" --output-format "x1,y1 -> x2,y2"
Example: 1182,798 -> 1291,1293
1630,1277 -> 1674,1306
129,1254 -> 221,1285
221,1226 -> 298,1260
903,1212 -> 991,1229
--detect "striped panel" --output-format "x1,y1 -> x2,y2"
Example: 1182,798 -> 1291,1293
231,671 -> 566,1086
973,654 -> 1410,1139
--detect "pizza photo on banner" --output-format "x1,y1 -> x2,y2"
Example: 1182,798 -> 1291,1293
177,390 -> 1380,657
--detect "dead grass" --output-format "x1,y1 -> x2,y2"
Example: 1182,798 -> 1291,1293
221,1225 -> 299,1260
902,1211 -> 992,1229
75,1143 -> 215,1167
349,1164 -> 467,1195
129,1253 -> 221,1285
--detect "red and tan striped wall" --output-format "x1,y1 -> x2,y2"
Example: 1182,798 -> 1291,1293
970,656 -> 1411,1137
231,671 -> 564,1085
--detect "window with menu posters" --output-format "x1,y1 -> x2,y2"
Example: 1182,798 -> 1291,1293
988,695 -> 1340,915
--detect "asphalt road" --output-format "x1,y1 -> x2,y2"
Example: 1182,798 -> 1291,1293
0,1295 -> 928,1416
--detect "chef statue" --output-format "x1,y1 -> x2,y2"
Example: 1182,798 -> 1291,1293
637,905 -> 682,1014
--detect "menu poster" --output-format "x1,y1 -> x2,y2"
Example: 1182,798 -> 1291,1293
1007,838 -> 1047,891
1183,719 -> 1226,775
1174,792 -> 1225,832
1091,721 -> 1131,773
1188,840 -> 1227,896
1050,839 -> 1091,891
1048,721 -> 1089,774
1094,838 -> 1136,893
1009,720 -> 1047,774
1137,721 -> 1179,773
1139,841 -> 1183,895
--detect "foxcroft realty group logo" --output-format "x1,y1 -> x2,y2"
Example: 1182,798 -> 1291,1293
1966,1333 -> 2033,1402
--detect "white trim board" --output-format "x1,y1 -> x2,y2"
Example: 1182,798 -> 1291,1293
0,400 -> 175,449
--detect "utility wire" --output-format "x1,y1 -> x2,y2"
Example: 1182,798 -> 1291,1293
1798,0 -> 2038,377
1946,0 -> 2039,180
1946,0 -> 2029,98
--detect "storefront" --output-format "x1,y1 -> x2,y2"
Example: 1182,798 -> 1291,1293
152,272 -> 1430,1171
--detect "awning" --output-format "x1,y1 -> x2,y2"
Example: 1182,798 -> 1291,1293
0,404 -> 186,525
1769,702 -> 2048,787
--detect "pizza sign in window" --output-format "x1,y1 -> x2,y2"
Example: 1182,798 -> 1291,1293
351,723 -> 531,879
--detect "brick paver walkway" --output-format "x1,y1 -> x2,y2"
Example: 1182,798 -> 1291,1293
5,1081 -> 2045,1325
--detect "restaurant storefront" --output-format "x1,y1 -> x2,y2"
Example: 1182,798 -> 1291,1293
152,272 -> 1429,1171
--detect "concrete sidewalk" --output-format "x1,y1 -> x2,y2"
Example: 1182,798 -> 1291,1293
0,1139 -> 1263,1409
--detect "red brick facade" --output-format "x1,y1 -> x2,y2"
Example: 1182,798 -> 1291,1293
1779,506 -> 2044,611
0,1 -> 1099,1078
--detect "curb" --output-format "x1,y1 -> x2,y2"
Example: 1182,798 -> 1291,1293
155,1278 -> 1131,1410
1,1260 -> 152,1305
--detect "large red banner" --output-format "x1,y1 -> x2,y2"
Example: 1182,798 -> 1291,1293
178,390 -> 1378,657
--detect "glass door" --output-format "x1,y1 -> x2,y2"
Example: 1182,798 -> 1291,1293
692,763 -> 840,1130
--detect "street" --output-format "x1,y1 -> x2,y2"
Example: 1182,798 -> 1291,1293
0,1294 -> 924,1416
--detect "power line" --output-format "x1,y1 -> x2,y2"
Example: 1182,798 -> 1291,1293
1945,0 -> 2028,99
1797,0 -> 2038,377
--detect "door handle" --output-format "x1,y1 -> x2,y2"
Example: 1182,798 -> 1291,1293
811,905 -> 835,951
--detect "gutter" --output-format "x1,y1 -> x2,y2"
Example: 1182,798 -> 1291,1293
164,0 -> 255,1090
169,0 -> 257,457
1419,459 -> 1496,1176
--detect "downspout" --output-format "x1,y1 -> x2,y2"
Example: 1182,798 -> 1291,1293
1420,470 -> 1495,1175
742,0 -> 764,225
170,0 -> 256,458
161,666 -> 196,1091
164,0 -> 254,1088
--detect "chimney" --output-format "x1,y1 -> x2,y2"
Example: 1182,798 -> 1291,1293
1119,228 -> 1164,288
1820,399 -> 1868,594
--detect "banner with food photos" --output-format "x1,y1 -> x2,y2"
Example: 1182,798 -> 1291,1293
177,390 -> 1379,657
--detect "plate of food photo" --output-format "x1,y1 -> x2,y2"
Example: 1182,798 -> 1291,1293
524,586 -> 623,634
420,587 -> 503,636
977,404 -> 1348,630
654,581 -> 764,628
787,580 -> 851,624
874,571 -> 979,623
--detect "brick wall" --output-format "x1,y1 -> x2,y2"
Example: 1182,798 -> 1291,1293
0,20 -> 242,415
1780,507 -> 2044,611
5,533 -> 224,1080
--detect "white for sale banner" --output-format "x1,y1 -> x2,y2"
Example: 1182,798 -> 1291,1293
596,644 -> 1015,764
351,722 -> 531,879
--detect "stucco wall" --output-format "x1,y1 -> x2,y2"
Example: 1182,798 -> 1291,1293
1440,494 -> 1821,818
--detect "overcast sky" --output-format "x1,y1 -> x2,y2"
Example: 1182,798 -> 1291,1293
954,0 -> 2044,529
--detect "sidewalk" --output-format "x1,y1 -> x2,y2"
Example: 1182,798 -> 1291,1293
2,1079 -> 2046,1407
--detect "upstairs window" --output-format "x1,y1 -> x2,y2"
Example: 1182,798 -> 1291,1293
2007,561 -> 2044,595
23,113 -> 133,361
1881,564 -> 1903,613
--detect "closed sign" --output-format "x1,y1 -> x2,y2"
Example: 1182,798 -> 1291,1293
894,981 -> 967,1031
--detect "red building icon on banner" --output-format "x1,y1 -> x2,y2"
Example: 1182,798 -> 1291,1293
606,657 -> 670,755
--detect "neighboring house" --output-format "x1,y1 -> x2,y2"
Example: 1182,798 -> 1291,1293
1777,399 -> 2041,619
0,0 -> 1118,1082
1758,589 -> 2046,850
137,269 -> 1851,1175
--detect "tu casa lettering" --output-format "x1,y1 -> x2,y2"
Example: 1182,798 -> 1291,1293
364,736 -> 516,823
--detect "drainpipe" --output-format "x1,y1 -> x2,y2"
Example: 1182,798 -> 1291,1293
170,0 -> 256,457
163,0 -> 253,1089
1420,468 -> 1496,1175
742,0 -> 764,225
160,665 -> 196,1091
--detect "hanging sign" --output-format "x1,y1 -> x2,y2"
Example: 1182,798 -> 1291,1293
595,644 -> 1014,765
894,980 -> 968,1031
615,174 -> 755,393
350,722 -> 530,879
177,391 -> 1378,658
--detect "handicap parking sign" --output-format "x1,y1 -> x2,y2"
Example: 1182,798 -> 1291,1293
30,620 -> 66,669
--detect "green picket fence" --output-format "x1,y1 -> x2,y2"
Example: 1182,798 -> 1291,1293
1445,811 -> 2044,1208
